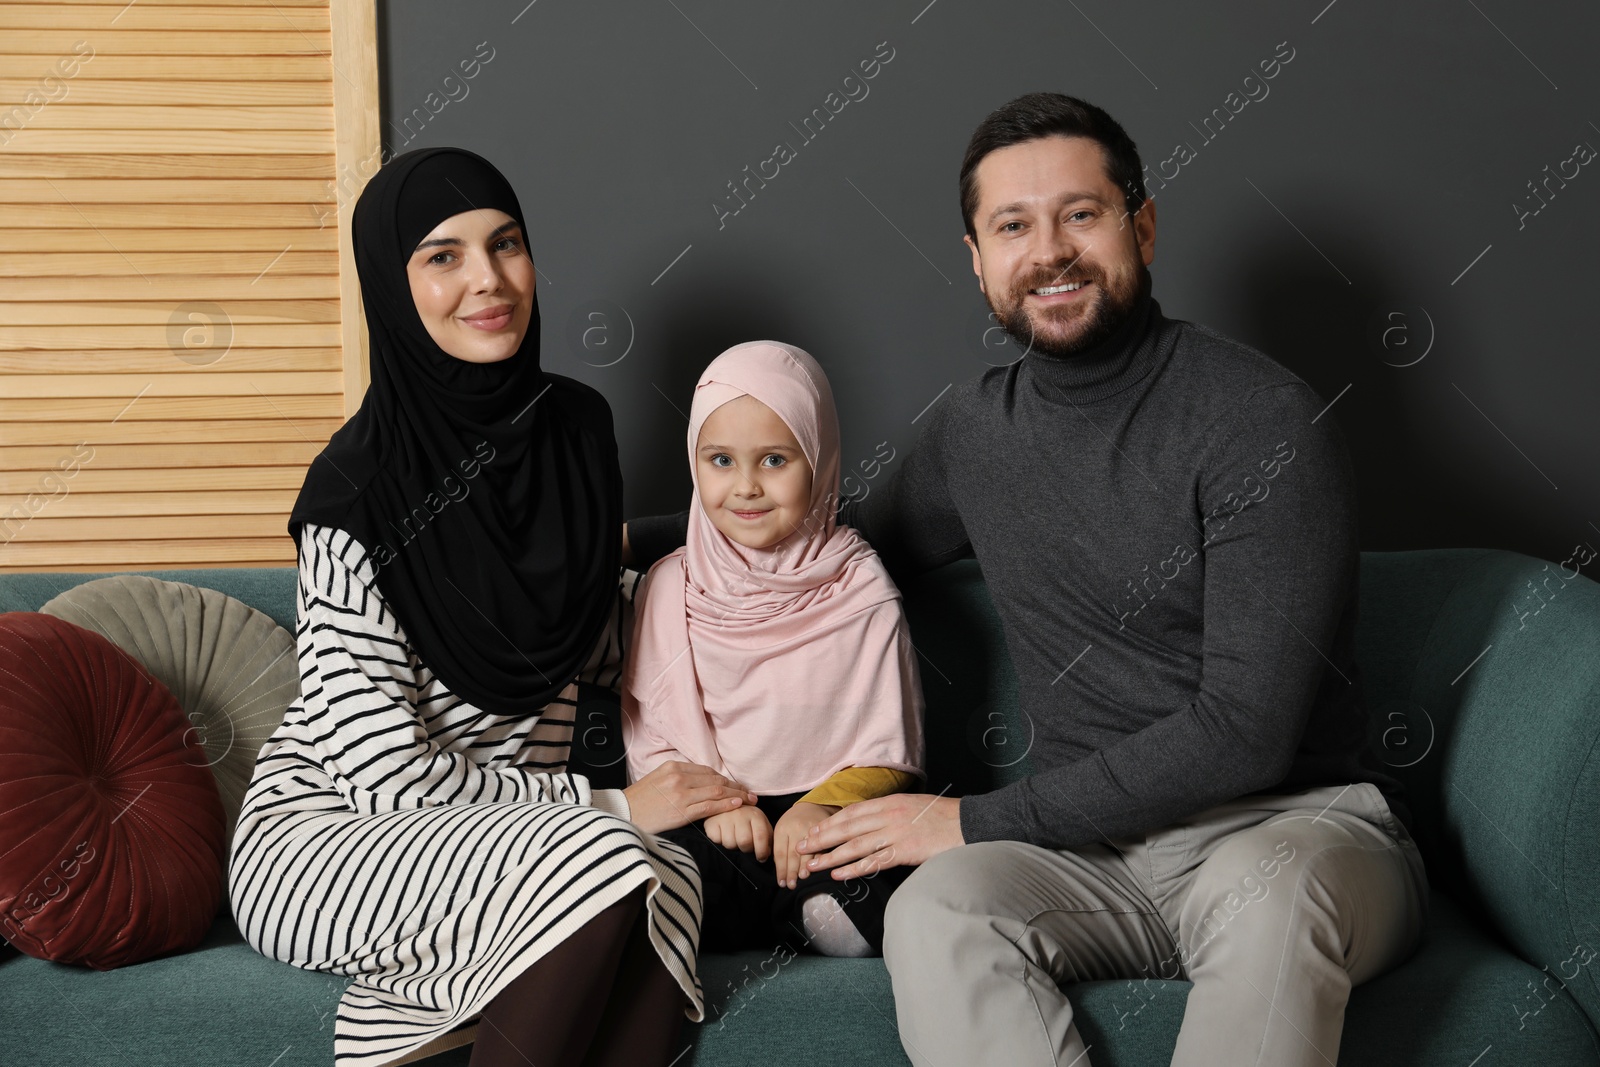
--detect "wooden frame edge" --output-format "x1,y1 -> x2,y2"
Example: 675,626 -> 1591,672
331,0 -> 379,418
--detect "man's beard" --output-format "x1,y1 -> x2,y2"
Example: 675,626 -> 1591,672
990,262 -> 1151,360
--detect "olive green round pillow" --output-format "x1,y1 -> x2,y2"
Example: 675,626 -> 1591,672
41,576 -> 297,850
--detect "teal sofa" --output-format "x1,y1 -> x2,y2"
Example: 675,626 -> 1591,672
3,548 -> 1598,1066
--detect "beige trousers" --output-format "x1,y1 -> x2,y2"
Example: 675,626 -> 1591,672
882,782 -> 1429,1067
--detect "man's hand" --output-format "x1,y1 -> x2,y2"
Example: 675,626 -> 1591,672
704,805 -> 773,860
796,794 -> 964,879
623,760 -> 758,835
772,801 -> 839,889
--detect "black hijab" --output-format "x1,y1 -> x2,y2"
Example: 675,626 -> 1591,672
289,146 -> 622,717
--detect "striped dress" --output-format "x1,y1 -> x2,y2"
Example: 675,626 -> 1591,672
228,524 -> 705,1067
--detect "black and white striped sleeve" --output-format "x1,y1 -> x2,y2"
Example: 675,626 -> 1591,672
297,523 -> 622,817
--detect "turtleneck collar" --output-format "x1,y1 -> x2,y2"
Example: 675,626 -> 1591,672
1019,286 -> 1167,405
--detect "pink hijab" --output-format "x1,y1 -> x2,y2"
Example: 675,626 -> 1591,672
622,341 -> 924,795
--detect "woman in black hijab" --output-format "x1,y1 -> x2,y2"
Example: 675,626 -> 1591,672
229,147 -> 756,1067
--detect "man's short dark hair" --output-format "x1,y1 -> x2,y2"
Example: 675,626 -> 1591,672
959,92 -> 1148,240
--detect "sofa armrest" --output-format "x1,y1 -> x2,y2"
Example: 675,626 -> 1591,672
1357,548 -> 1600,1028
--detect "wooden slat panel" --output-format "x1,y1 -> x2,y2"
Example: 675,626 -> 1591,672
0,419 -> 343,445
0,229 -> 338,253
17,106 -> 333,131
0,134 -> 335,157
47,0 -> 325,7
4,511 -> 292,543
0,560 -> 292,573
15,203 -> 339,229
6,514 -> 291,541
0,250 -> 336,277
0,467 -> 307,493
2,276 -> 339,300
0,442 -> 323,469
0,324 -> 342,350
0,495 -> 297,524
0,0 -> 370,573
0,539 -> 295,567
0,349 -> 342,373
0,6 -> 328,31
0,373 -> 341,397
0,79 -> 332,105
0,302 -> 340,326
4,31 -> 331,55
0,489 -> 300,516
0,179 -> 331,202
0,153 -> 334,177
37,55 -> 333,81
0,395 -> 341,420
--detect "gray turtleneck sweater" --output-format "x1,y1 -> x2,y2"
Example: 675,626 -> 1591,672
630,293 -> 1405,849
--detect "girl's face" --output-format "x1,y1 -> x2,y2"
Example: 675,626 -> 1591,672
696,395 -> 814,550
406,208 -> 536,363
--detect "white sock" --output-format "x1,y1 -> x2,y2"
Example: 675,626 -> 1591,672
800,892 -> 873,957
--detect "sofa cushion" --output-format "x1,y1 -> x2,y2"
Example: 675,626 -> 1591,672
681,893 -> 1597,1067
0,612 -> 226,970
40,575 -> 296,852
1,894 -> 1594,1066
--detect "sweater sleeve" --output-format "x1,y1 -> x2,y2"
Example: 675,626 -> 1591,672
959,383 -> 1359,848
297,524 -> 612,817
799,767 -> 919,808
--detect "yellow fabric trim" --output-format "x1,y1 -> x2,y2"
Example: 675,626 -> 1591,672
799,767 -> 919,808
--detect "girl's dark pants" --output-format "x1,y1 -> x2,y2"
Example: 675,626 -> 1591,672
662,790 -> 910,954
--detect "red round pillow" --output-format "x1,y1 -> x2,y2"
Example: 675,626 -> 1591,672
0,612 -> 226,969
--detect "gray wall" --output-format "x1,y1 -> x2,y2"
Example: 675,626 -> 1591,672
377,0 -> 1599,566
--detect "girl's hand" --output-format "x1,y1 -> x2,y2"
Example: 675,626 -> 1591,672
773,802 -> 839,888
704,806 -> 773,860
624,761 -> 758,834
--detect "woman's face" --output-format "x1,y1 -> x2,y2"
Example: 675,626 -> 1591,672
406,208 -> 536,363
696,395 -> 814,550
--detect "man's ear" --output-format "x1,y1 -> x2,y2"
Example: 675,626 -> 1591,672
1134,196 -> 1157,267
963,233 -> 986,295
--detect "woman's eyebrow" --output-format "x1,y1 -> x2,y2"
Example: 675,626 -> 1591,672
413,235 -> 459,252
413,220 -> 522,253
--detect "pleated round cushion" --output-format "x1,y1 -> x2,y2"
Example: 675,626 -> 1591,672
0,612 -> 226,969
40,576 -> 296,851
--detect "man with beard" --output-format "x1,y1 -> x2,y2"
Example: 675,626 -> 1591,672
625,92 -> 1427,1067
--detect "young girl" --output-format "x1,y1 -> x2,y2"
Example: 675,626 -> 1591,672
622,340 -> 925,957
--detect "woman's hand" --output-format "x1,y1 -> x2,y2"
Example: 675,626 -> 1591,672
620,522 -> 634,568
773,802 -> 839,888
703,806 -> 773,859
623,760 -> 757,834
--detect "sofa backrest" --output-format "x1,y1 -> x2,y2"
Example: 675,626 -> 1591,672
898,561 -> 1029,794
0,567 -> 299,633
4,549 -> 1596,1026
